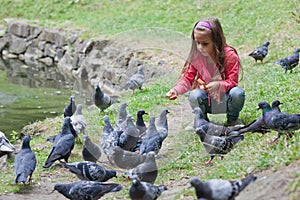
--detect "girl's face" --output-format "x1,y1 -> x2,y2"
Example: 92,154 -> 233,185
194,30 -> 215,59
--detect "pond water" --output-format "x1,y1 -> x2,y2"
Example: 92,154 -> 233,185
0,56 -> 92,138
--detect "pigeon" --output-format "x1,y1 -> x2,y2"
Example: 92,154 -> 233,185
111,146 -> 146,169
248,41 -> 270,63
136,110 -> 148,136
124,65 -> 145,93
58,161 -> 117,182
64,96 -> 76,118
101,115 -> 120,162
54,180 -> 123,200
233,117 -> 270,135
82,135 -> 102,163
129,176 -> 168,200
70,104 -> 87,135
271,99 -> 282,112
190,174 -> 257,200
125,151 -> 158,184
195,127 -> 244,165
274,48 -> 300,73
43,117 -> 75,168
113,102 -> 129,134
193,107 -> 233,137
118,115 -> 140,151
14,135 -> 36,184
92,84 -> 114,113
156,109 -> 170,140
0,130 -> 15,158
257,101 -> 300,143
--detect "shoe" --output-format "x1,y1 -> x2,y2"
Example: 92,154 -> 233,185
227,118 -> 244,127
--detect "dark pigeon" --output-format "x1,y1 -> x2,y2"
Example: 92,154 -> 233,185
190,174 -> 257,200
14,135 -> 36,184
233,117 -> 270,135
136,110 -> 148,136
111,146 -> 146,169
71,104 -> 87,135
92,84 -> 118,113
82,135 -> 102,163
118,115 -> 140,151
129,176 -> 168,200
257,101 -> 300,143
58,161 -> 117,182
195,127 -> 244,165
125,151 -> 158,184
0,130 -> 15,158
274,48 -> 300,73
43,117 -> 75,168
101,115 -> 119,163
54,180 -> 123,200
124,65 -> 145,93
248,41 -> 270,63
64,96 -> 76,118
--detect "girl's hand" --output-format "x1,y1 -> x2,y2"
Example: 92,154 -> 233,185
166,89 -> 177,100
206,81 -> 220,93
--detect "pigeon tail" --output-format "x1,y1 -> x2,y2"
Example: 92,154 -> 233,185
228,135 -> 244,145
238,174 -> 257,192
15,173 -> 27,184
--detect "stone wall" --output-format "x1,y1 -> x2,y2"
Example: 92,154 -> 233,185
0,21 -> 159,94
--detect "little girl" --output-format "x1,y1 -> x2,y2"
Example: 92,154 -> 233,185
166,17 -> 245,126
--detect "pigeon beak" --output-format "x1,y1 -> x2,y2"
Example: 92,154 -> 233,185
0,140 -> 15,152
256,106 -> 260,110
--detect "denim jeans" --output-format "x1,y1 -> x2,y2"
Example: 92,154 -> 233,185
188,87 -> 245,121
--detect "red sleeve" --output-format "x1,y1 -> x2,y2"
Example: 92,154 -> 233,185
173,64 -> 197,95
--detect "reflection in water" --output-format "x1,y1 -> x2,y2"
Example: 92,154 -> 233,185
0,57 -> 92,137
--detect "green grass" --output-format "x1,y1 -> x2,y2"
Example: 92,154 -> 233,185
0,0 -> 300,199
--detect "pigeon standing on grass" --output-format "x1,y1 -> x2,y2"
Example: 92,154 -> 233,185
54,180 -> 123,200
64,96 -> 76,118
114,102 -> 129,134
124,65 -> 145,93
257,101 -> 300,143
195,127 -> 244,165
129,176 -> 168,200
92,84 -> 116,113
0,131 -> 15,157
190,174 -> 257,200
248,41 -> 270,63
71,104 -> 87,135
82,135 -> 102,163
118,115 -> 140,151
111,146 -> 146,169
43,117 -> 75,168
156,109 -> 170,140
58,161 -> 117,182
14,135 -> 36,184
136,110 -> 148,136
274,48 -> 300,73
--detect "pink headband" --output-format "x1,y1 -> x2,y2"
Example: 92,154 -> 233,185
195,21 -> 211,29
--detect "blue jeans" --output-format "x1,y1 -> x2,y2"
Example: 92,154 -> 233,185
188,87 -> 245,121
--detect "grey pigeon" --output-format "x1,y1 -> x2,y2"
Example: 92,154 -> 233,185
54,180 -> 123,200
248,41 -> 270,63
118,115 -> 140,151
14,135 -> 36,184
114,102 -> 129,134
92,84 -> 117,113
111,146 -> 146,169
193,107 -> 233,137
125,151 -> 158,184
195,127 -> 244,165
124,65 -> 145,93
233,117 -> 270,135
136,110 -> 148,136
82,135 -> 102,163
257,101 -> 300,143
275,48 -> 300,73
71,104 -> 87,135
64,96 -> 76,118
58,161 -> 117,182
43,117 -> 75,168
101,115 -> 119,162
190,174 -> 257,200
0,130 -> 15,158
156,109 -> 170,140
129,176 -> 168,200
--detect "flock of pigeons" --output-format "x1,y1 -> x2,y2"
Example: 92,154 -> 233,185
248,41 -> 300,73
0,50 -> 300,199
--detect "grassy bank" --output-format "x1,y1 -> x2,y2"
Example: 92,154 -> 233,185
0,0 -> 300,199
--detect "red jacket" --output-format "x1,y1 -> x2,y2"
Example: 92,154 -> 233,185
173,46 -> 240,102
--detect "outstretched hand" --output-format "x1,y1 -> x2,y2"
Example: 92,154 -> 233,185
166,89 -> 177,100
